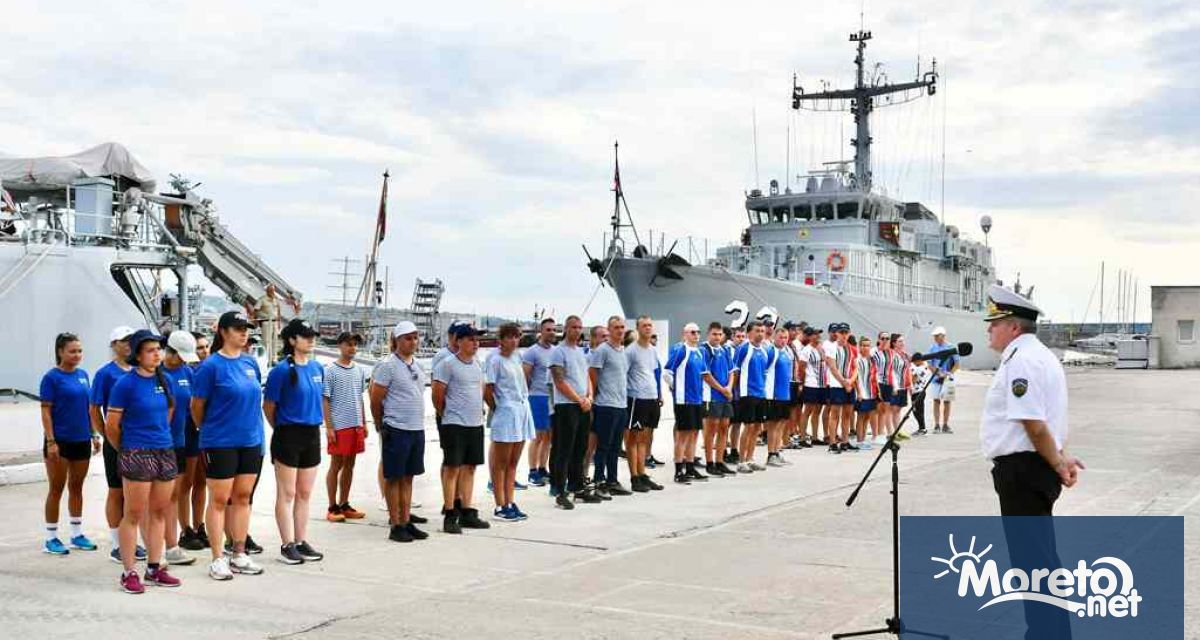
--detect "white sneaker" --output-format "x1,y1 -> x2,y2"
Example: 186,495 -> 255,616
779,454 -> 793,466
165,546 -> 196,566
736,463 -> 752,473
229,552 -> 264,575
208,556 -> 233,581
750,462 -> 767,471
766,455 -> 784,467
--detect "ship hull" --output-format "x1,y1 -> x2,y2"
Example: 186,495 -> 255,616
606,257 -> 998,369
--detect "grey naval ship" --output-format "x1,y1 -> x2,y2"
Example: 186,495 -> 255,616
588,30 -> 999,368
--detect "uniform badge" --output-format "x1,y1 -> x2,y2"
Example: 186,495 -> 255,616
1011,378 -> 1028,398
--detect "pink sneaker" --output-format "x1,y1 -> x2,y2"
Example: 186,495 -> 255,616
120,570 -> 145,594
145,565 -> 181,588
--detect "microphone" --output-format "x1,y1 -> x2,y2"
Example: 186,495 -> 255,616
911,342 -> 973,362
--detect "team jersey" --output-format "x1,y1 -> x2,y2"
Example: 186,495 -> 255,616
699,342 -> 732,403
733,341 -> 774,399
771,345 -> 793,401
265,358 -> 325,426
664,343 -> 709,405
39,367 -> 92,442
162,364 -> 194,448
108,371 -> 173,450
855,354 -> 877,400
871,347 -> 889,384
823,341 -> 855,388
799,343 -> 824,388
888,351 -> 913,390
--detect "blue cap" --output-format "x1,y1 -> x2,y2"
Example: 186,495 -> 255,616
126,329 -> 165,365
449,324 -> 485,339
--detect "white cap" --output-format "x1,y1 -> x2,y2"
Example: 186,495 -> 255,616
683,322 -> 700,333
931,326 -> 947,336
167,330 -> 199,363
109,326 -> 136,343
392,320 -> 419,337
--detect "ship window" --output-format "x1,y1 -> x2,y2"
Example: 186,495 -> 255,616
793,204 -> 812,221
771,207 -> 789,224
815,202 -> 834,220
837,201 -> 860,219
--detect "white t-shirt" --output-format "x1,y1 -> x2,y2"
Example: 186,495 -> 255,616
822,340 -> 842,389
979,334 -> 1068,460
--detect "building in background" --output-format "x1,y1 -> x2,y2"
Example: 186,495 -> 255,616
1151,286 -> 1200,368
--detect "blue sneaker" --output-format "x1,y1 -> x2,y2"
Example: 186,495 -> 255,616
44,538 -> 69,555
491,505 -> 520,522
70,534 -> 97,551
509,503 -> 529,521
513,479 -> 528,491
486,480 -> 494,494
135,545 -> 147,561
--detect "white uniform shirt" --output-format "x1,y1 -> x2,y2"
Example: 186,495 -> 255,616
980,333 -> 1068,460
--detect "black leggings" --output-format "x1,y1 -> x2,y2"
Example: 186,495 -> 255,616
550,404 -> 589,493
911,391 -> 926,430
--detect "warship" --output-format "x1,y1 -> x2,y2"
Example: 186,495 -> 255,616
588,30 -> 999,368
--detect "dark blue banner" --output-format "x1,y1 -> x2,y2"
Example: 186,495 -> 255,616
899,516 -> 1182,639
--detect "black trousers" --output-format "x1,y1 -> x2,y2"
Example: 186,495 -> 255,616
911,390 -> 926,430
992,452 -> 1071,639
550,404 -> 589,494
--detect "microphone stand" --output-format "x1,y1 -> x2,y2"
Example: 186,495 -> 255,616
832,351 -> 958,639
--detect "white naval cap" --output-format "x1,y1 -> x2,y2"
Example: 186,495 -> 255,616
930,326 -> 947,336
984,285 -> 1043,322
392,320 -> 419,336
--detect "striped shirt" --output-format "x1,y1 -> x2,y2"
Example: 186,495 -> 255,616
823,341 -> 853,388
871,347 -> 889,384
323,361 -> 367,430
855,354 -> 876,400
665,343 -> 709,405
888,351 -> 912,391
372,354 -> 427,431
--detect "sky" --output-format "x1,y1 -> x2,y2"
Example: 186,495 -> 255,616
1,0 -> 1196,326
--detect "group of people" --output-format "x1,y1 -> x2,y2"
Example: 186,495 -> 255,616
37,305 -> 960,593
38,311 -> 374,593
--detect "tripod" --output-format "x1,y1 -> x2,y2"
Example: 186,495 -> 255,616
832,360 -> 953,639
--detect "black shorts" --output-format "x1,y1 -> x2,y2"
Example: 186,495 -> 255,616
827,388 -> 854,406
736,397 -> 768,424
102,438 -> 122,489
789,382 -> 804,407
705,401 -> 734,420
204,446 -> 264,480
184,421 -> 201,457
270,424 -> 322,469
174,447 -> 188,471
768,400 -> 792,421
381,427 -> 425,479
44,438 -> 91,462
673,404 -> 705,431
627,398 -> 661,431
438,424 -> 485,466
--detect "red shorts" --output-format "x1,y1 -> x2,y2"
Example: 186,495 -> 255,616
327,427 -> 366,456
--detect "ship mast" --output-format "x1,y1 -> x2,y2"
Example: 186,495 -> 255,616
792,30 -> 938,193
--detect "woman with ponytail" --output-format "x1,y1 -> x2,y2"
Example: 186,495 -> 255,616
104,330 -> 180,593
263,318 -> 325,565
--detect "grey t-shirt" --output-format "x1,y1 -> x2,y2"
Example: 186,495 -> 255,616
430,346 -> 455,373
433,354 -> 485,427
371,354 -> 426,431
626,342 -> 661,400
521,342 -> 555,397
549,343 -> 589,405
589,342 -> 629,408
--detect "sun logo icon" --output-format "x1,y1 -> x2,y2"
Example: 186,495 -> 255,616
931,534 -> 992,580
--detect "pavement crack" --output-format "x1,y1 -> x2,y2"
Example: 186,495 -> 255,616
268,611 -> 372,638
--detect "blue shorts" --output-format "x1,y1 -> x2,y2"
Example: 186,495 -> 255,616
855,399 -> 878,413
381,427 -> 425,479
529,395 -> 552,432
801,387 -> 826,404
878,384 -> 893,403
888,390 -> 909,407
827,388 -> 853,406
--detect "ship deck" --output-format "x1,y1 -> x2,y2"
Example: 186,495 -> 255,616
0,368 -> 1197,638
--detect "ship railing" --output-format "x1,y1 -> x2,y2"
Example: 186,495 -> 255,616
603,230 -> 736,266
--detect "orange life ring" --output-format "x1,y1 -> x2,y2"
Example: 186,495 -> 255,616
827,251 -> 847,272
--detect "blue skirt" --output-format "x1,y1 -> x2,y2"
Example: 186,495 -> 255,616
489,400 -> 536,443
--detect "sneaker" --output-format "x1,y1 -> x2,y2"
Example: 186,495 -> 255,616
135,545 -> 147,561
443,509 -> 462,534
340,503 -> 366,519
165,546 -> 196,566
493,506 -> 520,522
593,483 -> 613,501
843,442 -> 860,452
859,441 -> 873,451
409,513 -> 428,525
749,461 -> 767,471
606,481 -> 633,496
650,455 -> 666,466
717,462 -> 738,476
942,425 -> 954,435
645,456 -> 657,469
278,543 -> 305,565
913,428 -> 928,437
513,479 -> 528,491
630,476 -> 650,493
766,454 -> 784,467
244,535 -> 263,555
326,505 -> 346,522
509,504 -> 529,520
574,488 -> 603,504
644,475 -> 665,491
686,467 -> 709,482
109,548 -> 122,564
933,425 -> 942,434
296,541 -> 324,562
196,524 -> 211,549
44,538 -> 69,555
674,472 -> 691,485
145,565 -> 181,588
555,493 -> 575,510
528,470 -> 547,487
120,570 -> 145,594
705,462 -> 724,477
405,522 -> 429,540
388,524 -> 414,543
209,556 -> 233,581
229,552 -> 264,575
895,430 -> 911,442
813,439 -> 828,446
736,462 -> 752,473
67,533 -> 95,551
873,435 -> 889,445
179,528 -> 205,551
779,453 -> 794,465
460,508 -> 492,529
828,444 -> 842,455
799,439 -> 813,449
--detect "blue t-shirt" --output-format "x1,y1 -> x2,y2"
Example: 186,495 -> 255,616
108,371 -> 173,450
699,343 -> 731,403
521,342 -> 556,397
265,358 -> 325,426
772,346 -> 793,402
926,342 -> 959,376
192,352 -> 264,449
734,342 -> 774,399
163,364 -> 194,448
90,361 -> 131,412
665,343 -> 709,406
39,367 -> 92,442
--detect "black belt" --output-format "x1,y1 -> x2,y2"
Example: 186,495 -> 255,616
992,451 -> 1044,465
